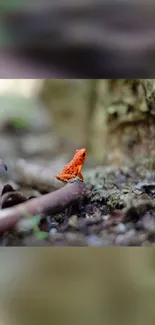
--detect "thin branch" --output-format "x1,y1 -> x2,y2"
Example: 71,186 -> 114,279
0,181 -> 86,233
13,159 -> 66,192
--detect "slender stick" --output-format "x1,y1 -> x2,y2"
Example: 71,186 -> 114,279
0,181 -> 86,233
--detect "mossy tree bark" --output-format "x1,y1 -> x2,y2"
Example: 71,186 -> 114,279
99,79 -> 155,165
40,79 -> 155,165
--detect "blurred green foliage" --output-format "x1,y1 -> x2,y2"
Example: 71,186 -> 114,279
0,94 -> 50,131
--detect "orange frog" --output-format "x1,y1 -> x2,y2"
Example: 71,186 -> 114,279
56,148 -> 87,182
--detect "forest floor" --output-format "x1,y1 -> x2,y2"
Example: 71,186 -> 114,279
0,95 -> 155,246
1,156 -> 155,246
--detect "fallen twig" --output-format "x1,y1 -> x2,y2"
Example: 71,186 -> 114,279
13,158 -> 68,192
0,181 -> 86,233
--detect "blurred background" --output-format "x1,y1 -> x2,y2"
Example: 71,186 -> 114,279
0,79 -> 99,183
1,249 -> 155,325
0,78 -> 154,170
0,80 -> 155,324
1,0 -> 155,77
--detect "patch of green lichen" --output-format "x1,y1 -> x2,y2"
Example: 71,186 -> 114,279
101,79 -> 150,128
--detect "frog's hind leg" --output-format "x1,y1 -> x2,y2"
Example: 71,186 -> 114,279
56,173 -> 74,182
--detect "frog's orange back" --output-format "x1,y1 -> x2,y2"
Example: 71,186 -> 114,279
72,148 -> 87,165
56,148 -> 87,182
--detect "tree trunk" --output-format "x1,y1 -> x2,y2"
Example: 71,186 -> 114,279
40,79 -> 155,165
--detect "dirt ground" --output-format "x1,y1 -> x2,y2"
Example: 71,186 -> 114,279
1,154 -> 155,246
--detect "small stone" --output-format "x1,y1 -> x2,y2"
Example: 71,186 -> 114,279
115,229 -> 137,246
15,218 -> 35,234
142,213 -> 155,231
138,233 -> 147,243
48,232 -> 64,244
49,228 -> 57,235
68,215 -> 78,228
103,215 -> 109,221
87,235 -> 104,246
115,235 -> 126,246
126,229 -> 137,237
116,223 -> 126,234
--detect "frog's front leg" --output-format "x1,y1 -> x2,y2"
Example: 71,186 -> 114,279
68,175 -> 83,183
78,171 -> 83,181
